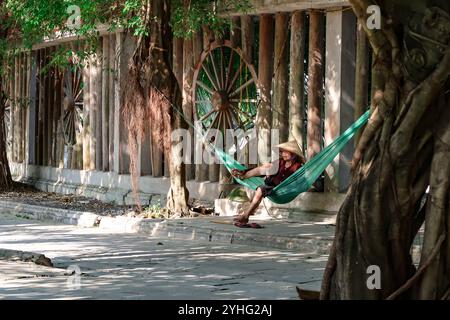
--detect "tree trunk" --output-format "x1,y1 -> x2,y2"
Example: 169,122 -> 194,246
122,0 -> 190,215
321,0 -> 450,300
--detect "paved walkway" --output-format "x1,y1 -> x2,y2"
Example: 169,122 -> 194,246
0,213 -> 327,300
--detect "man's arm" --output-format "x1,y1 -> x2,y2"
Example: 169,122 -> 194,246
232,163 -> 273,179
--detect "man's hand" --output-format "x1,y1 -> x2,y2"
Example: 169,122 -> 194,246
231,169 -> 246,179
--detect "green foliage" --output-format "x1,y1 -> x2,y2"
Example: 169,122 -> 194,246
0,0 -> 251,78
170,0 -> 251,38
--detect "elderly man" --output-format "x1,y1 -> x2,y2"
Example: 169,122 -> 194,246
231,141 -> 305,226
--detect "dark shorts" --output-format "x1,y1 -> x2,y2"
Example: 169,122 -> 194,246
258,177 -> 276,197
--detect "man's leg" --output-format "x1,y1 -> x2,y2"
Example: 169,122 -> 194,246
234,187 -> 264,224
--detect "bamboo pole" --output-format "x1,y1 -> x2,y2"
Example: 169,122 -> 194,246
289,11 -> 306,152
307,10 -> 325,160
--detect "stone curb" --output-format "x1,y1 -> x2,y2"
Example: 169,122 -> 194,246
0,200 -> 332,254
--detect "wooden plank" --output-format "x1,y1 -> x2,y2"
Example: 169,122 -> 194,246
25,53 -> 31,165
94,42 -> 103,171
241,15 -> 254,63
193,30 -> 209,182
28,51 -> 38,165
82,48 -> 91,170
272,12 -> 290,143
13,55 -> 19,162
230,17 -> 241,48
42,48 -> 50,166
102,36 -> 110,171
256,14 -> 274,164
89,51 -> 98,170
20,54 -> 25,163
108,34 -> 116,171
47,51 -> 54,166
51,47 -> 61,167
289,11 -> 306,151
307,10 -> 325,160
37,50 -> 45,165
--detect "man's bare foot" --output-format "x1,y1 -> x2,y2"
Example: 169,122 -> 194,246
233,213 -> 249,224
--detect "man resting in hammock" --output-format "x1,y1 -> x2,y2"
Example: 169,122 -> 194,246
231,141 -> 306,226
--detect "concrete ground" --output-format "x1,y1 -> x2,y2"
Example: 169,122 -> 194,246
0,213 -> 327,300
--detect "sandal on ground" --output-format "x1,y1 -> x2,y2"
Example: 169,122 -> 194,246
234,222 -> 263,229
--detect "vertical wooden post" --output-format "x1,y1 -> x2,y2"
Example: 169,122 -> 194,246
182,35 -> 194,180
230,17 -> 241,48
42,50 -> 50,166
20,54 -> 25,163
272,12 -> 290,143
113,32 -> 121,174
89,45 -> 102,170
241,15 -> 254,63
55,74 -> 63,169
102,36 -> 110,171
47,53 -> 54,166
14,55 -> 20,163
307,10 -> 324,160
256,14 -> 275,164
82,52 -> 91,170
109,34 -> 116,172
95,43 -> 103,171
193,30 -> 208,182
37,50 -> 45,166
8,56 -> 15,162
24,53 -> 30,166
28,51 -> 37,165
355,21 -> 369,146
324,9 -> 356,192
203,30 -> 219,183
51,56 -> 59,167
289,11 -> 306,152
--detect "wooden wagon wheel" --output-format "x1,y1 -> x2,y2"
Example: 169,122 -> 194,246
192,40 -> 259,143
62,64 -> 84,146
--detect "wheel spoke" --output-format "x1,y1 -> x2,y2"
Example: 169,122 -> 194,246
196,80 -> 214,95
230,98 -> 258,103
220,46 -> 225,90
227,59 -> 243,93
201,63 -> 219,91
229,78 -> 254,98
199,108 -> 217,122
225,49 -> 234,90
208,51 -> 222,91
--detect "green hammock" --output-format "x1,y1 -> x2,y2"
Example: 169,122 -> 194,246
165,88 -> 370,204
213,110 -> 370,204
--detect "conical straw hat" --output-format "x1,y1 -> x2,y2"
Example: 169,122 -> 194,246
276,140 -> 303,157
